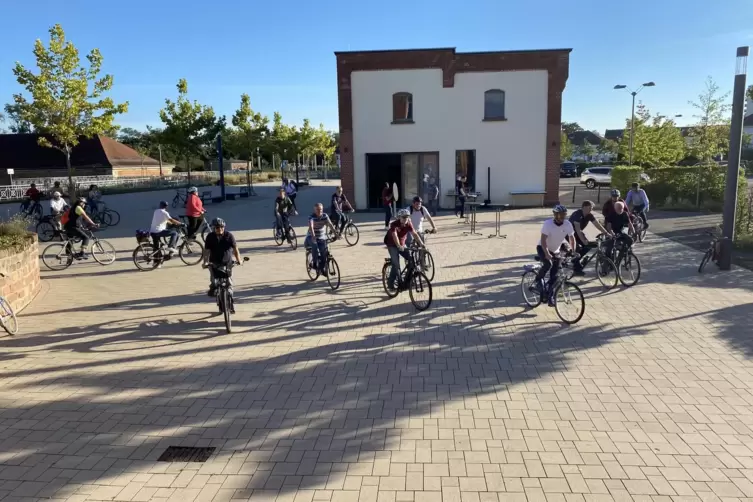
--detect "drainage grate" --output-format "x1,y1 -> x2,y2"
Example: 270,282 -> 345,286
157,446 -> 216,462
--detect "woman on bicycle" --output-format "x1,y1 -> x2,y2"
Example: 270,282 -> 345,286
64,197 -> 98,259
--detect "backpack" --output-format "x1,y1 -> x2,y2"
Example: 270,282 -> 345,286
60,208 -> 71,226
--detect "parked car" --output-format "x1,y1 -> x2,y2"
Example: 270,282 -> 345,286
580,166 -> 613,189
560,162 -> 577,178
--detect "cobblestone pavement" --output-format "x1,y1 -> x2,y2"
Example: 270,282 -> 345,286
2,182 -> 753,501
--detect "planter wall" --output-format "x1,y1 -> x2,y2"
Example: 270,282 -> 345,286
0,235 -> 40,313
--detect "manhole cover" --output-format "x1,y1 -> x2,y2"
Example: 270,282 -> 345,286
157,446 -> 216,462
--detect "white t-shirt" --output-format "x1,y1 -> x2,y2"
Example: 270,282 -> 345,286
150,208 -> 172,233
540,218 -> 574,252
408,205 -> 430,232
50,198 -> 66,213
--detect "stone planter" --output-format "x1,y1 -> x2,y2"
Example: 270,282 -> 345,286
0,234 -> 40,313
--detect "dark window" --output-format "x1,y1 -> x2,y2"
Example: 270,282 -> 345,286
455,150 -> 476,191
483,89 -> 505,120
392,93 -> 413,123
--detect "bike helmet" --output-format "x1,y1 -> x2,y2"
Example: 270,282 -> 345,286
187,186 -> 198,194
396,209 -> 411,219
211,217 -> 226,228
611,189 -> 621,197
412,196 -> 422,203
52,191 -> 61,197
159,200 -> 169,208
552,204 -> 568,214
77,197 -> 86,204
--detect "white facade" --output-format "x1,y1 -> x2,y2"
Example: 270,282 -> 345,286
350,68 -> 549,208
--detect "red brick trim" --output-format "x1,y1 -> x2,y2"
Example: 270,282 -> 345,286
335,47 -> 571,207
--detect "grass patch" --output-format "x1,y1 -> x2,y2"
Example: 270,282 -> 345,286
0,215 -> 34,252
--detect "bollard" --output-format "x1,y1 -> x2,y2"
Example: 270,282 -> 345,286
572,186 -> 576,204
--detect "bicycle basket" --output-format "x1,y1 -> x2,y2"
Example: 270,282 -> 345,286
136,229 -> 150,244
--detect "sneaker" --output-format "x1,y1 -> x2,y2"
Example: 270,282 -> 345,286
167,247 -> 178,254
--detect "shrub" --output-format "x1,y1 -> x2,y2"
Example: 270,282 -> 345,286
610,165 -> 643,194
0,215 -> 34,251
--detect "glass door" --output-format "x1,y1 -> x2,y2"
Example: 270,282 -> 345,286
402,154 -> 419,205
420,153 -> 439,200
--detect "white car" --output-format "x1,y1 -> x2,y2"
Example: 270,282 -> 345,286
580,166 -> 650,189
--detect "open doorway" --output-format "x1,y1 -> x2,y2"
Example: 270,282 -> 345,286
366,154 -> 401,209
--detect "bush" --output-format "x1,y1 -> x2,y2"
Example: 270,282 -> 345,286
610,165 -> 643,194
0,215 -> 34,251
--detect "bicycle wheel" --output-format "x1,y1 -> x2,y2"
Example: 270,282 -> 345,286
408,271 -> 433,311
288,227 -> 298,250
326,225 -> 337,243
92,239 -> 117,265
618,251 -> 641,287
699,248 -> 713,273
273,225 -> 284,246
381,261 -> 400,298
326,257 -> 341,290
0,297 -> 18,335
133,243 -> 159,271
595,254 -> 618,289
422,250 -> 435,282
172,196 -> 179,209
179,239 -> 204,266
305,250 -> 319,280
344,223 -> 360,246
42,242 -> 74,271
106,209 -> 120,226
222,289 -> 232,333
554,281 -> 585,324
201,225 -> 208,243
521,270 -> 542,308
100,211 -> 113,228
35,220 -> 56,242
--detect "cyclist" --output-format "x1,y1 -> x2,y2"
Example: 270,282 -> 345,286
604,201 -> 635,262
330,186 -> 353,236
385,208 -> 425,290
305,203 -> 339,275
22,183 -> 42,215
283,177 -> 298,211
184,186 -> 205,239
149,201 -> 182,254
274,187 -> 297,239
48,181 -> 64,199
49,191 -> 67,231
203,218 -> 243,305
601,189 -> 624,223
625,182 -> 650,229
536,205 -> 575,306
569,200 -> 610,276
87,185 -> 102,215
406,196 -> 437,248
63,197 -> 98,259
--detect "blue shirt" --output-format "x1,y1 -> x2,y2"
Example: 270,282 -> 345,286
308,213 -> 331,240
626,189 -> 649,210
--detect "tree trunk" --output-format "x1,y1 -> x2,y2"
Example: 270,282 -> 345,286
246,158 -> 252,192
186,156 -> 191,186
66,146 -> 75,200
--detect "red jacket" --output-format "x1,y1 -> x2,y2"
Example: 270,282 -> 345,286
185,193 -> 204,217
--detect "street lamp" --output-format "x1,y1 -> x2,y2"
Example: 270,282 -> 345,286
614,82 -> 656,165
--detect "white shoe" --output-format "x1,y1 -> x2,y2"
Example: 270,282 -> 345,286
167,247 -> 178,254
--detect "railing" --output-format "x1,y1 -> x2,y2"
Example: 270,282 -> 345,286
0,186 -> 29,201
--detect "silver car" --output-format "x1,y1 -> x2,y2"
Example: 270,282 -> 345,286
580,166 -> 613,189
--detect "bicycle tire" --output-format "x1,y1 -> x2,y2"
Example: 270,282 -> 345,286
422,250 -> 435,282
100,211 -> 113,228
595,254 -> 618,289
42,242 -> 74,271
201,225 -> 208,243
521,270 -> 542,308
618,251 -> 641,287
381,261 -> 400,298
133,243 -> 159,271
326,257 -> 341,290
273,225 -> 284,246
172,196 -> 179,209
106,209 -> 120,226
305,250 -> 319,280
179,239 -> 204,266
36,220 -> 56,242
408,271 -> 433,311
92,239 -> 117,265
554,281 -> 585,324
698,248 -> 713,273
0,297 -> 18,335
288,227 -> 298,250
344,223 -> 360,246
222,289 -> 232,333
326,225 -> 337,243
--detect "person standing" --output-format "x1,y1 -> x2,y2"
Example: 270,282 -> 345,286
427,178 -> 440,216
455,176 -> 467,219
381,182 -> 393,229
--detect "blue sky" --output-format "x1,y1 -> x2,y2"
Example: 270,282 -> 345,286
1,0 -> 752,135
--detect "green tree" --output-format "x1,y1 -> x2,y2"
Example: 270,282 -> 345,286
230,93 -> 269,173
687,77 -> 731,163
3,103 -> 33,133
619,104 -> 685,166
268,111 -> 299,167
159,78 -> 223,181
576,139 -> 596,160
560,131 -> 573,160
598,138 -> 619,158
298,118 -> 317,166
11,24 -> 128,196
562,122 -> 583,136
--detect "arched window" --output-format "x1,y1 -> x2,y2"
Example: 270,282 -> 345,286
392,92 -> 414,123
484,89 -> 506,120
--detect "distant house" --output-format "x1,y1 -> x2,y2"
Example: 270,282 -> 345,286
566,130 -> 614,162
0,133 -> 172,184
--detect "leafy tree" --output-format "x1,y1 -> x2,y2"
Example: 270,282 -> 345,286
562,122 -> 583,136
576,139 -> 596,160
229,93 -> 269,175
560,131 -> 573,160
619,104 -> 685,166
598,138 -> 619,158
10,24 -> 128,196
2,103 -> 33,133
268,111 -> 299,167
687,76 -> 731,163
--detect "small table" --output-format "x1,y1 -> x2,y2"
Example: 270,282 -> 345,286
453,194 -> 479,225
485,204 -> 510,239
462,202 -> 484,236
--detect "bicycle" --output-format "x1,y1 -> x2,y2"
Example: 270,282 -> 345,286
132,225 -> 204,271
89,202 -> 121,228
41,227 -> 117,271
699,230 -> 728,273
36,214 -> 63,242
0,273 -> 18,335
603,232 -> 642,287
209,257 -> 249,333
172,189 -> 187,209
305,243 -> 341,290
408,229 -> 436,281
273,217 -> 298,250
326,211 -> 360,246
179,213 -> 210,243
520,252 -> 585,324
19,200 -> 43,223
381,253 -> 433,311
630,208 -> 648,243
576,234 -> 619,289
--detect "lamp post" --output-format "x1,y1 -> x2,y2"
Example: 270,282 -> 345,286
216,133 -> 226,200
614,82 -> 656,165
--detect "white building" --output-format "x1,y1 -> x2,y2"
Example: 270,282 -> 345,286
335,48 -> 572,209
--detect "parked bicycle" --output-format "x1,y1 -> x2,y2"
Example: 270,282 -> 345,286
172,189 -> 187,209
0,273 -> 18,335
381,254 -> 433,311
89,203 -> 121,228
699,229 -> 728,273
19,200 -> 43,223
603,232 -> 642,287
305,244 -> 341,290
179,213 -> 210,243
326,213 -> 360,246
576,234 -> 620,289
132,225 -> 204,271
41,227 -> 117,271
208,257 -> 249,333
521,252 -> 585,324
409,229 -> 436,281
274,219 -> 298,250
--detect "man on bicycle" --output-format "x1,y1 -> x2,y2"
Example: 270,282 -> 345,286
49,191 -> 67,231
305,203 -> 339,275
604,201 -> 635,262
150,201 -> 182,254
22,183 -> 42,215
330,186 -> 353,236
385,209 -> 424,290
625,182 -> 650,229
406,196 -> 437,248
274,187 -> 297,239
536,205 -> 576,306
601,189 -> 624,222
184,187 -> 205,239
64,197 -> 98,259
203,218 -> 243,305
569,200 -> 610,276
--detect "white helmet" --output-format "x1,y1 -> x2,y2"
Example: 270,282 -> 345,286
52,191 -> 61,197
187,186 -> 198,194
397,209 -> 411,219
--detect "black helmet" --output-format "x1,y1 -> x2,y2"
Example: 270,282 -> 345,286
413,196 -> 422,203
211,217 -> 226,228
159,200 -> 168,208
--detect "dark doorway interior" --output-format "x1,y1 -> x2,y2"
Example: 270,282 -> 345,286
366,154 -> 402,209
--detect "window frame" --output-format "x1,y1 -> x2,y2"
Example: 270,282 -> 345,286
391,92 -> 414,124
483,89 -> 506,121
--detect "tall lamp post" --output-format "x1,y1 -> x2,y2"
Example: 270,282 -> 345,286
719,46 -> 749,270
614,82 -> 656,165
